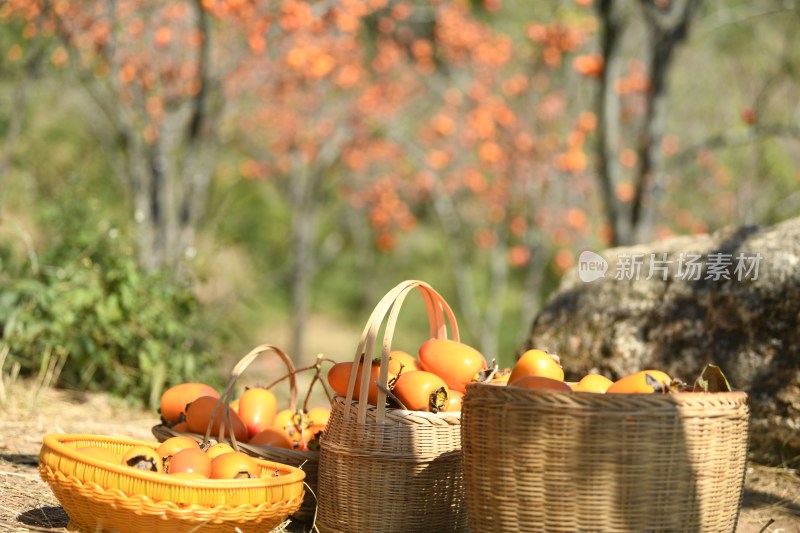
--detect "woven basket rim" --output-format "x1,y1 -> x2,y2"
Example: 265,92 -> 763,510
466,382 -> 748,405
42,433 -> 306,489
332,395 -> 462,424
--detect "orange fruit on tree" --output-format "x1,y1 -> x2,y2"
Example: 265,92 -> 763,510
571,374 -> 614,393
418,338 -> 486,393
508,349 -> 564,383
508,375 -> 572,391
606,370 -> 672,394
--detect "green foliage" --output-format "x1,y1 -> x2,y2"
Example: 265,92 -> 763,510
0,226 -> 225,409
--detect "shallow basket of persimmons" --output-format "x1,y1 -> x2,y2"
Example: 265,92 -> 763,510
38,433 -> 305,533
460,351 -> 750,533
151,343 -> 333,524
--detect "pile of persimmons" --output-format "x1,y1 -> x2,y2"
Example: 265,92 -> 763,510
324,340 -> 686,414
75,437 -> 272,480
159,381 -> 331,451
157,340 -> 693,449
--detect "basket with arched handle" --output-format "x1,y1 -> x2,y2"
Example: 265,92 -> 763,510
152,343 -> 331,523
316,280 -> 468,533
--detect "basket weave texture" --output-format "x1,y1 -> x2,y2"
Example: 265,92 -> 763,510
317,280 -> 468,533
152,343 -> 322,523
461,383 -> 750,533
39,433 -> 305,533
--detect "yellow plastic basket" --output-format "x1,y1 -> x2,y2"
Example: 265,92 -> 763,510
39,433 -> 305,533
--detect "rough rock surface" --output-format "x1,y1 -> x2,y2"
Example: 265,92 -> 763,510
527,217 -> 800,466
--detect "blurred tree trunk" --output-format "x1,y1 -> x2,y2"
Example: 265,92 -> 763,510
0,16 -> 46,220
595,0 -> 699,246
288,160 -> 320,362
73,0 -> 219,272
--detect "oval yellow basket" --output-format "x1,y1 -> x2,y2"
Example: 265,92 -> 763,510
39,434 -> 305,533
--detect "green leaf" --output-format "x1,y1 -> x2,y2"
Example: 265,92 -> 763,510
693,364 -> 732,393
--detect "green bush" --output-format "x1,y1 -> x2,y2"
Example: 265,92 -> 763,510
0,225 -> 225,409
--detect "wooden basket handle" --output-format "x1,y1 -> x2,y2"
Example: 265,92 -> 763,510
344,280 -> 459,425
207,344 -> 298,451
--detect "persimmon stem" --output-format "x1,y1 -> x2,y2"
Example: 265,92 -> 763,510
483,363 -> 500,383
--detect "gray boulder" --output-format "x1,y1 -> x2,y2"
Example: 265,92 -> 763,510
526,217 -> 800,466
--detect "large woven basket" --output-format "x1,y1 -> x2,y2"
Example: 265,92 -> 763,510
317,280 -> 468,533
152,343 -> 324,523
461,383 -> 750,533
39,433 -> 305,533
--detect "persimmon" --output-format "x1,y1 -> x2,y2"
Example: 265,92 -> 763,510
392,371 -> 449,413
210,452 -> 259,479
447,390 -> 464,411
607,370 -> 672,394
571,374 -> 614,393
327,360 -> 396,405
273,408 -> 300,433
122,446 -> 162,472
249,428 -> 294,449
185,396 -> 249,442
508,349 -> 564,383
418,338 -> 486,393
205,442 -> 235,460
156,436 -> 200,464
76,446 -> 119,465
160,383 -> 219,424
300,423 -> 326,451
388,350 -> 424,374
168,447 -> 211,477
238,387 -> 278,437
305,407 -> 331,427
508,375 -> 572,391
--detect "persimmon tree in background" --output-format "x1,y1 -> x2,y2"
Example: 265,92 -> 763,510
0,3 -> 50,219
231,0 -> 418,358
367,2 -> 600,359
3,0 -> 239,271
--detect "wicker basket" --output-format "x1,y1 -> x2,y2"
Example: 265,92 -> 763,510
317,280 -> 468,533
152,343 -> 324,523
39,433 -> 305,533
460,383 -> 750,533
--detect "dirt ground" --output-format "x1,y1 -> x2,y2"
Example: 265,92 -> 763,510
0,382 -> 797,533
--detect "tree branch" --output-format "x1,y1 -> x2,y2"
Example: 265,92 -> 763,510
631,0 -> 698,242
595,0 -> 627,245
669,123 -> 800,168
